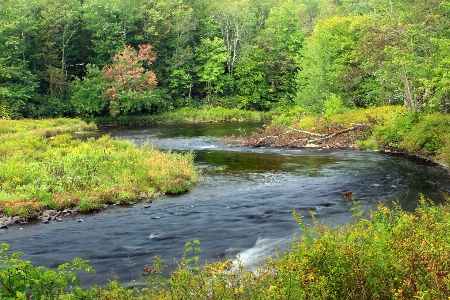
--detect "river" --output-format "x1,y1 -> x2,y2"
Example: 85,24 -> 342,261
1,122 -> 449,288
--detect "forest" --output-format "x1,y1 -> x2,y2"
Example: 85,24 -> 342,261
1,0 -> 450,120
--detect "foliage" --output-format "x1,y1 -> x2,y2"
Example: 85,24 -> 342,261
72,44 -> 158,118
102,44 -> 157,116
2,0 -> 450,117
71,64 -> 110,117
324,93 -> 347,117
0,243 -> 94,299
194,37 -> 229,102
183,239 -> 202,271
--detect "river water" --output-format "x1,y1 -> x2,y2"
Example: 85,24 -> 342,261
1,122 -> 449,288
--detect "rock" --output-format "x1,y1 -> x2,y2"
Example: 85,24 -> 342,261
77,218 -> 83,222
143,205 -> 151,208
42,210 -> 57,218
41,218 -> 50,224
28,211 -> 40,219
0,223 -> 8,229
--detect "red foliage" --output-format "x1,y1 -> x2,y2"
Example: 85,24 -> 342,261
102,44 -> 157,105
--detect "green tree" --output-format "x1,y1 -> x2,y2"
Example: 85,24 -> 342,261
82,0 -> 145,65
194,37 -> 229,102
165,4 -> 198,101
71,64 -> 109,117
0,0 -> 38,119
235,46 -> 270,110
361,0 -> 450,112
256,0 -> 308,105
296,16 -> 360,112
213,0 -> 258,76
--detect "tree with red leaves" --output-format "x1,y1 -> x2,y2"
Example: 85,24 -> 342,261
102,44 -> 157,116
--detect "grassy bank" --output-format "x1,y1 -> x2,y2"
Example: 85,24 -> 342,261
86,106 -> 273,125
253,106 -> 450,168
2,194 -> 449,299
0,118 -> 197,216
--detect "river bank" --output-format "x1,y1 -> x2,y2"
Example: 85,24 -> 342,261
221,106 -> 450,170
1,106 -> 447,223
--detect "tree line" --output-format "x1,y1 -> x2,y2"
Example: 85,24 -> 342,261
1,0 -> 449,119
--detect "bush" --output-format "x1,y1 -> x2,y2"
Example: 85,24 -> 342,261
374,112 -> 420,149
0,243 -> 94,299
401,113 -> 450,156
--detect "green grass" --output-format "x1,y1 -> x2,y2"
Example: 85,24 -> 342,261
0,119 -> 197,216
86,106 -> 274,125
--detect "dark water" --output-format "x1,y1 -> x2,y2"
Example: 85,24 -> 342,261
1,122 -> 449,288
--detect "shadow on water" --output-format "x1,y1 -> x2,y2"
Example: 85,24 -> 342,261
1,122 -> 449,288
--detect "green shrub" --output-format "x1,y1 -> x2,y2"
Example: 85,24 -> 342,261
374,112 -> 420,149
401,113 -> 450,156
0,243 -> 94,299
324,94 -> 347,117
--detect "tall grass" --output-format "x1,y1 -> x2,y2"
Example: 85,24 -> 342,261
0,119 -> 197,216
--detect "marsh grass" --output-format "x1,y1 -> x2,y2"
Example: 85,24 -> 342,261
0,119 -> 197,216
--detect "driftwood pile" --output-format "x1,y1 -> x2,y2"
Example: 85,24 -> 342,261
221,121 -> 373,149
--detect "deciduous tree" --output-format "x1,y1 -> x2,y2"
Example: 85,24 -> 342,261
103,44 -> 157,116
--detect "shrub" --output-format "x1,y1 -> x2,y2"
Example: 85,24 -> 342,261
401,113 -> 450,156
0,243 -> 94,299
